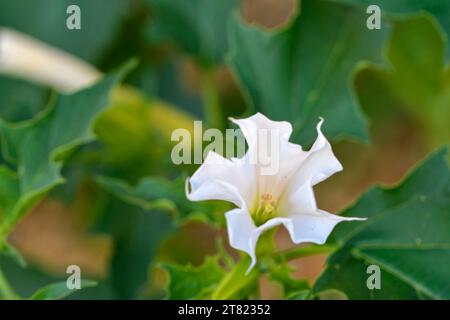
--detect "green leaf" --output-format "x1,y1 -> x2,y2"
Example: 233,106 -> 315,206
0,63 -> 131,242
0,76 -> 48,123
30,280 -> 97,300
334,0 -> 450,58
97,175 -> 187,211
355,14 -> 450,146
93,195 -> 173,299
0,241 -> 26,268
314,147 -> 450,299
287,289 -> 310,300
228,0 -> 388,145
96,174 -> 227,224
211,255 -> 259,300
268,260 -> 309,298
146,0 -> 239,67
162,255 -> 225,299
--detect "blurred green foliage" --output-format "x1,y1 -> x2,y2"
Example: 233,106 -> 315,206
147,0 -> 239,67
162,256 -> 225,299
0,0 -> 130,63
356,14 -> 450,146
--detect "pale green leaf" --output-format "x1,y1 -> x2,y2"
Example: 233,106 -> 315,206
30,280 -> 97,300
162,256 -> 225,299
355,14 -> 450,146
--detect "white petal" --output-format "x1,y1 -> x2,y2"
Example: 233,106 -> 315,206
0,28 -> 100,93
277,120 -> 339,215
186,151 -> 255,209
225,207 -> 365,273
225,208 -> 289,273
231,113 -> 309,200
282,210 -> 366,245
225,208 -> 259,272
292,119 -> 343,187
278,180 -> 317,216
230,112 -> 293,149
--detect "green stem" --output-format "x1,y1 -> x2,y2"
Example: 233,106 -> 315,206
211,234 -> 335,299
0,265 -> 17,300
201,69 -> 223,130
211,256 -> 259,300
279,244 -> 337,261
212,231 -> 276,300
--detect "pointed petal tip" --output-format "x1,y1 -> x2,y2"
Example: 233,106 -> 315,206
245,257 -> 257,275
332,210 -> 367,221
317,117 -> 325,131
332,213 -> 367,222
347,216 -> 368,221
185,177 -> 192,199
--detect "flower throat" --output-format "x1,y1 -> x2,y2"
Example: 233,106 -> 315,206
252,193 -> 277,226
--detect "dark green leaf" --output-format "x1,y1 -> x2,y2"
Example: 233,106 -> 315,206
0,63 -> 131,243
228,0 -> 388,145
0,76 -> 48,122
146,0 -> 239,67
334,0 -> 450,58
92,194 -> 173,299
314,147 -> 450,299
97,175 -> 188,212
97,174 -> 227,224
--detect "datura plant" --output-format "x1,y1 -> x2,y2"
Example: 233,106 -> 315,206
187,113 -> 365,273
0,0 -> 450,302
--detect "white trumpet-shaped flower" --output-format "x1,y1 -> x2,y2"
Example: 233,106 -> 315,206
186,113 -> 365,272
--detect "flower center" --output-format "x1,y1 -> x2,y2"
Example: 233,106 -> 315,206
252,193 -> 277,226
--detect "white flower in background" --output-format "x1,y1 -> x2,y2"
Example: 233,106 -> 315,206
186,113 -> 365,272
0,28 -> 100,92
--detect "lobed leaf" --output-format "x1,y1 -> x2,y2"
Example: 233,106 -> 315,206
162,256 -> 225,299
314,147 -> 450,299
228,0 -> 388,145
0,63 -> 132,247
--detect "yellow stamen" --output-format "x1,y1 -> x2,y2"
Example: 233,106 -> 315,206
253,193 -> 277,226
